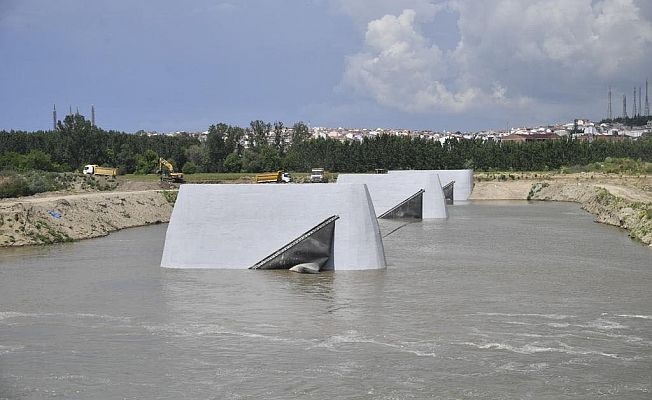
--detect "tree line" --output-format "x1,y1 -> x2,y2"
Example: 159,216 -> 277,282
1,114 -> 651,174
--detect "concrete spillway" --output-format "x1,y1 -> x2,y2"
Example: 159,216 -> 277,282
389,169 -> 474,201
160,184 -> 386,270
336,173 -> 447,219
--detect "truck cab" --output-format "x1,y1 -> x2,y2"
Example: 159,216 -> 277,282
82,165 -> 95,175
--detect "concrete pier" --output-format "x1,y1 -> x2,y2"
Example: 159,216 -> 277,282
336,173 -> 447,219
160,184 -> 386,270
389,169 -> 474,201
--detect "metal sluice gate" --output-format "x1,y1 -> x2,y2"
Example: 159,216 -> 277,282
378,189 -> 425,220
250,215 -> 340,271
442,181 -> 455,205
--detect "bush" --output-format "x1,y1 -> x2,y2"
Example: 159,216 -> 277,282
0,150 -> 64,172
223,153 -> 242,172
182,161 -> 197,174
0,170 -> 69,199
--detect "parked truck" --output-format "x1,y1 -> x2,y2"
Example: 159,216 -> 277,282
255,171 -> 292,183
310,168 -> 327,183
82,164 -> 118,177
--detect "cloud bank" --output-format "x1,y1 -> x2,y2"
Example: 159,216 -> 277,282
341,0 -> 652,119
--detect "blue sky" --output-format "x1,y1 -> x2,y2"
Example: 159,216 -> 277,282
1,0 -> 651,133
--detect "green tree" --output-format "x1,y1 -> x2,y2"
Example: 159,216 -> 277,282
249,120 -> 271,149
135,149 -> 159,174
273,121 -> 285,155
291,121 -> 311,147
206,124 -> 228,171
182,161 -> 198,174
184,144 -> 208,172
223,152 -> 242,172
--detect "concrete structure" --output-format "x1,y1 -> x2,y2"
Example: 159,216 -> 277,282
336,173 -> 447,219
389,169 -> 474,201
161,184 -> 386,270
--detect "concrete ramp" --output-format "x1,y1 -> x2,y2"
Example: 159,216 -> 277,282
160,184 -> 386,270
336,173 -> 447,219
389,169 -> 474,201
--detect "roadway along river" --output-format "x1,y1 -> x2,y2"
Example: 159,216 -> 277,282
0,201 -> 650,399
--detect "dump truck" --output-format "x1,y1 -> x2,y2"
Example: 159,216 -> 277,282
82,164 -> 118,177
255,171 -> 292,183
158,158 -> 185,183
310,168 -> 326,183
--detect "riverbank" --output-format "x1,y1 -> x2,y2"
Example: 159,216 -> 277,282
471,173 -> 652,246
1,173 -> 650,247
0,190 -> 173,246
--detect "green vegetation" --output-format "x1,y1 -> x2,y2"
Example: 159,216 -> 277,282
561,157 -> 652,175
0,171 -> 71,198
161,190 -> 178,205
2,115 -> 651,178
599,116 -> 651,127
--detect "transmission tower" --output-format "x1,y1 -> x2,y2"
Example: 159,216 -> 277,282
623,94 -> 628,118
608,87 -> 612,119
645,80 -> 650,116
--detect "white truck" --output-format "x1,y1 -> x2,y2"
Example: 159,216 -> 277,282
83,164 -> 118,177
310,168 -> 326,183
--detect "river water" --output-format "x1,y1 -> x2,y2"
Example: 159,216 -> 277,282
0,201 -> 650,399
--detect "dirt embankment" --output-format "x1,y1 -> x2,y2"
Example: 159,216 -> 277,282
0,190 -> 174,247
471,174 -> 652,246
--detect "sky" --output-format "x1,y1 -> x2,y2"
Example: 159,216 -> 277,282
1,0 -> 651,133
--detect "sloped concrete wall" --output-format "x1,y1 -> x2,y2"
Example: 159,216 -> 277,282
160,184 -> 386,270
336,173 -> 447,219
389,169 -> 474,201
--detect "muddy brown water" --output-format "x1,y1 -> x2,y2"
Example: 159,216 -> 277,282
0,201 -> 650,399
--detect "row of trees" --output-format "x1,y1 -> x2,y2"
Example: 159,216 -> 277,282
1,115 -> 651,174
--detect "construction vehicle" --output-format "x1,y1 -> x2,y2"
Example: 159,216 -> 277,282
255,171 -> 292,183
310,168 -> 327,183
82,164 -> 118,177
158,158 -> 185,183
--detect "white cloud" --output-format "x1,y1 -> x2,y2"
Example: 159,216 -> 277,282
343,9 -> 478,112
342,0 -> 652,117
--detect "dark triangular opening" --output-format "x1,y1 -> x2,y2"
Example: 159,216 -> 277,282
443,181 -> 455,205
250,215 -> 339,271
378,189 -> 424,219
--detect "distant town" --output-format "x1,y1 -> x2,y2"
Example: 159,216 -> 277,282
135,117 -> 652,147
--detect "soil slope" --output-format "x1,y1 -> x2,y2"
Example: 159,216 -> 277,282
471,174 -> 652,246
0,190 -> 173,247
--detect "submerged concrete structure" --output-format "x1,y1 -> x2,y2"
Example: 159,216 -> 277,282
389,170 -> 474,201
160,184 -> 386,270
336,173 -> 447,219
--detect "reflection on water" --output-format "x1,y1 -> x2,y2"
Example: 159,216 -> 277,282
0,201 -> 650,399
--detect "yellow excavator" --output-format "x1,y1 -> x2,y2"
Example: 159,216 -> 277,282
158,157 -> 185,183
